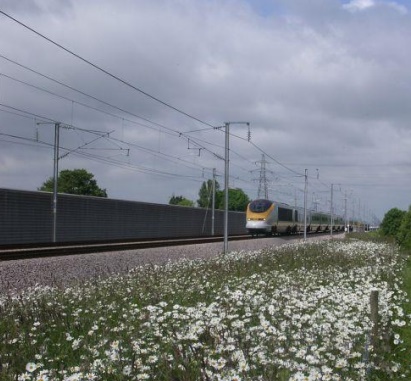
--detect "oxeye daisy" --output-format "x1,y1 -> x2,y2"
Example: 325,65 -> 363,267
25,362 -> 37,373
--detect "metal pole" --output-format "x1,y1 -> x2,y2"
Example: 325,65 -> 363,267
330,184 -> 334,237
212,168 -> 216,236
224,122 -> 229,254
344,190 -> 348,233
304,169 -> 307,241
53,123 -> 60,243
221,121 -> 249,253
294,188 -> 297,208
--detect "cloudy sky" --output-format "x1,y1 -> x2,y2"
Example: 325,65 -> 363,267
1,0 -> 410,222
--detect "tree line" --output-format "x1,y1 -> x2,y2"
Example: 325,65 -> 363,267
169,179 -> 250,211
39,169 -> 107,197
39,169 -> 251,212
379,206 -> 411,250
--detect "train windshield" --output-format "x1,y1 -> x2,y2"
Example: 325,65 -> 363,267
249,199 -> 273,213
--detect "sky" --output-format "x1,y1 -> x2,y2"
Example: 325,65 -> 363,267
0,0 -> 410,223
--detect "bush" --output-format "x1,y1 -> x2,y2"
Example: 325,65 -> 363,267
380,208 -> 406,239
397,206 -> 411,250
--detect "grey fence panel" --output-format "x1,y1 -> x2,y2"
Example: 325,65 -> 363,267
0,188 -> 247,245
0,189 -> 53,244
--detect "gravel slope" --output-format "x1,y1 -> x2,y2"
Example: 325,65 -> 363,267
0,234 -> 341,295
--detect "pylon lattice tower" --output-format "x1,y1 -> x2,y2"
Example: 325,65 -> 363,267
257,154 -> 269,199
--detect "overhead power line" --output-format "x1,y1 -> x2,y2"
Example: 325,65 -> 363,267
0,54 -> 183,137
0,10 -> 215,128
0,103 -> 213,174
0,55 -> 229,164
0,52 -> 301,183
1,11 -> 369,214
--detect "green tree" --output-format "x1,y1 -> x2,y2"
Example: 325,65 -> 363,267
397,206 -> 411,249
380,207 -> 406,238
169,195 -> 194,207
217,188 -> 250,212
197,179 -> 222,208
39,169 -> 107,197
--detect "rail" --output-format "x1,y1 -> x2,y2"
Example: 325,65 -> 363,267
0,235 -> 251,261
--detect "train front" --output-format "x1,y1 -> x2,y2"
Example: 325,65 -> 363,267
246,199 -> 275,236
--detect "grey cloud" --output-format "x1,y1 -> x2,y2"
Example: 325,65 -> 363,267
1,0 -> 411,220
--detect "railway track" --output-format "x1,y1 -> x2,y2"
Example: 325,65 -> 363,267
0,235 -> 252,261
0,231 -> 344,262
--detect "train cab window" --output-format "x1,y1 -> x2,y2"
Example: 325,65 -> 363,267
249,199 -> 272,213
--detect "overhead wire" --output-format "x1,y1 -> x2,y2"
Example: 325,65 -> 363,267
0,99 -> 334,212
0,52 -> 287,185
0,104 -> 218,179
0,102 -> 55,123
0,55 -> 229,164
228,130 -> 304,177
0,131 -> 209,182
0,18 -> 300,183
0,10 -> 216,128
0,54 -> 187,138
0,97 -> 215,170
0,11 -> 368,213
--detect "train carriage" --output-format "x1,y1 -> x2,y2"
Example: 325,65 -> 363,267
310,212 -> 330,233
333,216 -> 345,231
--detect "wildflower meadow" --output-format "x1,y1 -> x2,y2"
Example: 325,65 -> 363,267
1,237 -> 410,380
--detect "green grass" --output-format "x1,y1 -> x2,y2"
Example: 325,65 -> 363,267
386,251 -> 411,377
1,238 -> 410,380
347,233 -> 411,380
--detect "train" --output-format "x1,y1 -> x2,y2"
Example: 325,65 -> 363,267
246,199 -> 344,236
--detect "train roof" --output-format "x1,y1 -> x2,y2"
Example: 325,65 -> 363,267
249,199 -> 297,209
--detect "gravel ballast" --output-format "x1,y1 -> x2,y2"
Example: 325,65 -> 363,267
0,235 -> 340,294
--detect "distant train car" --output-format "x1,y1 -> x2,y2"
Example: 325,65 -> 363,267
310,212 -> 345,232
246,199 -> 303,236
310,212 -> 330,232
333,216 -> 345,231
